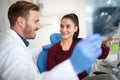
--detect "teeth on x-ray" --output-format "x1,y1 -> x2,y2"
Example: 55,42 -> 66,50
93,7 -> 120,39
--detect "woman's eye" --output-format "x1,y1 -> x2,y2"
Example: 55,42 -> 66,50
66,25 -> 70,29
60,24 -> 64,28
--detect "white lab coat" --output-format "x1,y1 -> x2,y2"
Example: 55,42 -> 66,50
0,29 -> 79,80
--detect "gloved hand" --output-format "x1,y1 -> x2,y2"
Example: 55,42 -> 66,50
70,34 -> 102,74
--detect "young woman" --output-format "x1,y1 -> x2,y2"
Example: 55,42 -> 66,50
47,13 -> 110,80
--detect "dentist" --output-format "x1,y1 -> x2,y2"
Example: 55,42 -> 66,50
0,1 -> 102,80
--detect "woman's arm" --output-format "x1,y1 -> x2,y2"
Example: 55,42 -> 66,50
99,37 -> 115,59
98,43 -> 110,59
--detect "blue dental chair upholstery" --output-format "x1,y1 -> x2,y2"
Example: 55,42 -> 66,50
37,33 -> 62,73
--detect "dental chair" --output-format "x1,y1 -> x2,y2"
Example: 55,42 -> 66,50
83,74 -> 118,80
37,33 -> 62,73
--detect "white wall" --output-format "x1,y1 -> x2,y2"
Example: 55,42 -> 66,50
0,0 -> 10,33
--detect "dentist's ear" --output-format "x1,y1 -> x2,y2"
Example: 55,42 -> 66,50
17,16 -> 26,29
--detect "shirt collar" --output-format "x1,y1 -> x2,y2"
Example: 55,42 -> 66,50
18,34 -> 29,47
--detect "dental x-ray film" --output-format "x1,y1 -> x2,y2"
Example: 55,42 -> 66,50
93,7 -> 120,39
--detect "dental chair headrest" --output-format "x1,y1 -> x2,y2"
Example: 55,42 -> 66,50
50,33 -> 62,45
42,33 -> 62,50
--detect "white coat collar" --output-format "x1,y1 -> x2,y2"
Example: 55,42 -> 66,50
6,29 -> 26,48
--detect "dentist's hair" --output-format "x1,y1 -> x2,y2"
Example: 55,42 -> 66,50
8,1 -> 39,27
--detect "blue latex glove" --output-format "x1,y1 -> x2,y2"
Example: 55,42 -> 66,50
86,67 -> 91,74
70,34 -> 102,74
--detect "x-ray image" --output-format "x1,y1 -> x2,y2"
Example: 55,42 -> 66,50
93,7 -> 120,39
85,0 -> 120,39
